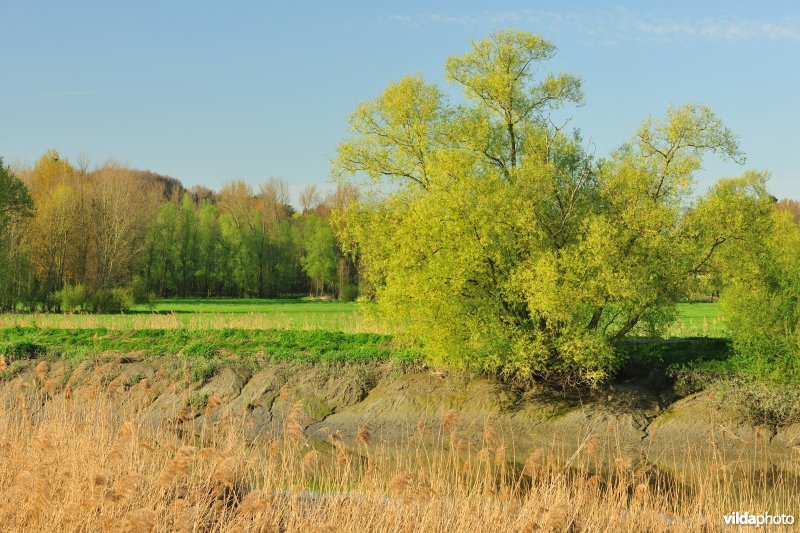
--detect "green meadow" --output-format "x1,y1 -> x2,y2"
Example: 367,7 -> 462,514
0,299 -> 723,337
0,298 -> 372,333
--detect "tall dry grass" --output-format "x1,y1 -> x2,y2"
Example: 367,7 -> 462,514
1,382 -> 797,532
665,316 -> 727,338
0,311 -> 388,334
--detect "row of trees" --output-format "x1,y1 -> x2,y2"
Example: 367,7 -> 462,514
333,30 -> 800,387
0,151 -> 359,312
141,180 -> 358,300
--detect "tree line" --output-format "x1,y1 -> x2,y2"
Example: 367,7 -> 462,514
0,150 -> 359,312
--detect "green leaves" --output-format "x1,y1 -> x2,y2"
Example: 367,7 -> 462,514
300,214 -> 339,297
333,30 -> 771,388
335,76 -> 446,189
445,30 -> 582,123
719,208 -> 800,382
0,158 -> 35,311
0,157 -> 33,229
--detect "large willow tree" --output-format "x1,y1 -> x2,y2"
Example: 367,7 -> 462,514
334,30 -> 769,386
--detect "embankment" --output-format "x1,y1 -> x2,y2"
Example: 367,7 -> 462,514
3,352 -> 798,477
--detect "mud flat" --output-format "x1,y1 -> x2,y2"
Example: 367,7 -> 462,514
4,354 -> 798,480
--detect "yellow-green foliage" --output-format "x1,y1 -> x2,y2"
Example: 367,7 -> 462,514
720,208 -> 800,381
334,30 -> 771,387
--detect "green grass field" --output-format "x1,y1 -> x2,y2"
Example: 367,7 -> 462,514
670,302 -> 725,337
0,299 -> 725,337
135,297 -> 359,315
0,298 -> 374,333
0,300 -> 729,385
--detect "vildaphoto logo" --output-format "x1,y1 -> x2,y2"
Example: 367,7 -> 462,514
723,512 -> 795,527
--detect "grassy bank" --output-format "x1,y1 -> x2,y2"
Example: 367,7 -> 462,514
0,327 -> 418,384
1,326 -> 732,382
0,301 -> 753,407
0,327 -> 403,362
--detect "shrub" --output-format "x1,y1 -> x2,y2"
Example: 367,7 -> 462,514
89,288 -> 134,314
186,392 -> 209,411
1,341 -> 45,362
0,361 -> 24,381
716,377 -> 800,428
719,209 -> 800,384
669,359 -> 731,396
187,359 -> 220,384
129,276 -> 156,308
338,281 -> 359,302
54,284 -> 87,313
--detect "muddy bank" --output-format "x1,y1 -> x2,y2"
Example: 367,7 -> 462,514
3,355 -> 799,475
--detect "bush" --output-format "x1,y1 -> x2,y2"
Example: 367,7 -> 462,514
0,361 -> 24,381
338,281 -> 359,302
669,358 -> 800,428
54,284 -> 87,313
669,359 -> 731,396
719,210 -> 800,384
186,392 -> 210,411
188,360 -> 219,385
129,276 -> 156,308
89,288 -> 134,314
717,377 -> 800,428
1,341 -> 46,362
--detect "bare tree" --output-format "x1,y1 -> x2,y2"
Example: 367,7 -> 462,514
776,198 -> 800,223
90,164 -> 161,288
326,183 -> 359,211
218,181 -> 254,230
299,184 -> 323,214
258,178 -> 291,227
75,152 -> 92,176
190,185 -> 216,205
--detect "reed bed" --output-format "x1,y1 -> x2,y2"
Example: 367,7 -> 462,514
1,382 -> 796,532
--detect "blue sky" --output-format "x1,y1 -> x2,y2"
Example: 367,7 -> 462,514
1,1 -> 798,200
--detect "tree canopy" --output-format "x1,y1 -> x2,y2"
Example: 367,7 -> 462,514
0,158 -> 35,311
334,30 -> 770,387
0,150 -> 358,311
0,157 -> 33,229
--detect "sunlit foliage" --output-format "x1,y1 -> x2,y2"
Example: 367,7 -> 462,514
334,30 -> 770,386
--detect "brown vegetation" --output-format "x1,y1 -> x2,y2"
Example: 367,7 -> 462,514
776,197 -> 800,223
1,377 -> 797,532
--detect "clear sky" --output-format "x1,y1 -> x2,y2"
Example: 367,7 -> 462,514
1,0 -> 798,200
